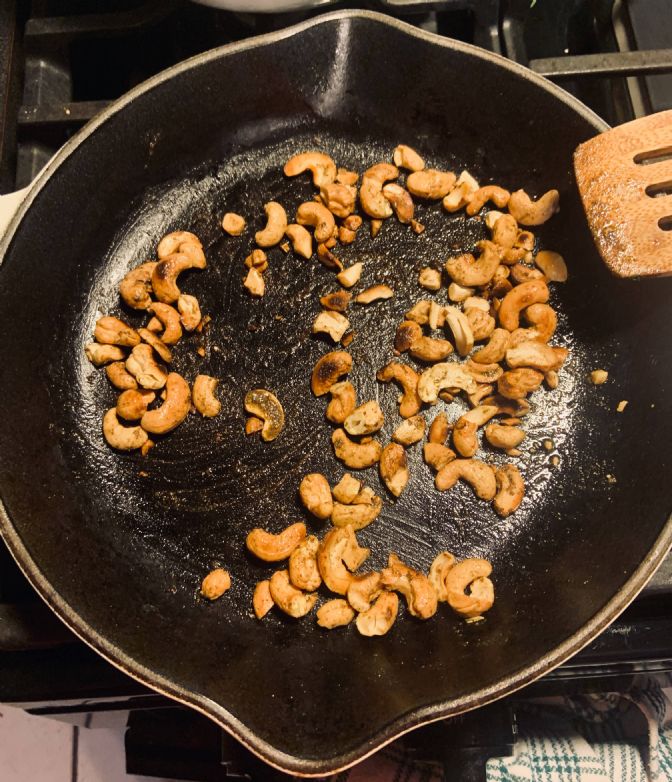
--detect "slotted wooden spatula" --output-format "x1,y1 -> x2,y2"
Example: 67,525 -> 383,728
574,109 -> 672,278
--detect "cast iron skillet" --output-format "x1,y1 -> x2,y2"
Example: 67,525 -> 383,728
0,10 -> 671,777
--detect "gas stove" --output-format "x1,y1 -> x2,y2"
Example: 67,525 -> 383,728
1,1 -> 671,780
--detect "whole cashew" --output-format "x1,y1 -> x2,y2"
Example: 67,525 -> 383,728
332,473 -> 362,505
429,551 -> 457,602
406,169 -> 456,199
157,231 -> 205,266
244,389 -> 285,441
510,263 -> 545,285
283,151 -> 336,187
417,362 -> 478,403
435,458 -> 497,500
409,336 -> 454,363
497,368 -> 544,399
452,405 -> 499,457
331,493 -> 382,530
320,183 -> 356,218
141,372 -> 191,434
311,351 -> 352,397
428,411 -> 450,444
95,316 -> 140,347
379,443 -> 409,498
393,144 -> 425,171
423,442 -> 457,471
192,375 -> 221,417
535,250 -> 568,282
200,568 -> 231,601
332,429 -> 382,470
355,591 -> 399,636
177,294 -> 201,331
490,213 -> 518,249
296,201 -> 336,243
316,599 -> 355,629
381,553 -> 437,619
138,328 -> 172,364
508,188 -> 560,226
253,580 -> 274,619
269,570 -> 317,618
255,202 -> 288,248
152,253 -> 199,304
347,572 -> 383,613
288,535 -> 322,592
148,302 -> 182,344
376,361 -> 422,418
485,423 -> 525,450
472,328 -> 510,364
498,279 -> 550,331
284,224 -> 312,259
392,414 -> 426,446
359,163 -> 399,218
466,185 -> 510,216
444,559 -> 494,618
246,522 -> 306,562
381,183 -> 414,224
344,401 -> 384,436
464,360 -> 503,385
318,525 -> 369,595
105,361 -> 137,390
326,380 -> 356,424
85,343 -> 125,367
102,408 -> 148,451
125,344 -> 167,389
445,240 -> 502,287
116,388 -> 155,421
506,340 -> 567,372
523,303 -> 557,342
443,306 -> 474,356
465,308 -> 495,341
299,473 -> 333,520
119,262 -> 157,310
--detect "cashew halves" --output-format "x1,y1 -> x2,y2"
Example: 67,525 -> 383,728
141,372 -> 191,434
311,351 -> 352,397
269,570 -> 317,618
344,401 -> 384,436
317,599 -> 355,629
289,535 -> 322,592
376,361 -> 422,418
417,362 -> 478,404
299,473 -> 333,520
332,429 -> 382,470
379,443 -> 409,497
435,458 -> 497,500
494,463 -> 525,517
193,375 -> 221,417
200,568 -> 231,601
255,202 -> 288,248
392,415 -> 426,446
246,522 -> 306,562
359,163 -> 398,219
244,389 -> 285,442
102,408 -> 149,451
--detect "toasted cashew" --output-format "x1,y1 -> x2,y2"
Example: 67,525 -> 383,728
313,311 -> 350,342
355,284 -> 394,304
498,368 -> 544,399
428,411 -> 450,444
590,369 -> 609,385
347,572 -> 383,612
299,474 -> 333,520
320,290 -> 351,312
152,253 -> 198,304
332,473 -> 362,504
125,344 -> 167,389
468,383 -> 495,407
95,316 -> 140,347
318,526 -> 369,595
482,394 -> 530,418
331,492 -> 382,530
344,401 -> 384,436
465,308 -> 495,341
448,282 -> 475,303
381,554 -> 437,619
506,341 -> 567,372
246,522 -> 306,562
498,279 -> 549,331
445,559 -> 494,618
379,443 -> 409,497
472,328 -> 510,364
435,458 -> 497,500
332,429 -> 382,470
510,263 -> 545,285
119,262 -> 157,310
429,552 -> 457,602
157,231 -> 204,264
317,599 -> 355,629
116,388 -> 155,421
245,416 -> 263,435
311,351 -> 352,397
325,380 -> 356,424
359,163 -> 398,218
244,389 -> 285,441
464,360 -> 503,385
410,336 -> 454,363
523,303 -> 556,342
243,267 -> 265,298
147,303 -> 182,345
405,300 -> 431,325
102,408 -> 148,451
253,580 -> 274,619
393,144 -> 425,171
284,224 -> 312,259
445,240 -> 501,287
452,405 -> 499,457
535,250 -> 568,282
269,570 -> 317,618
289,535 -> 322,592
485,423 -> 525,450
192,375 -> 221,417
138,328 -> 172,363
320,183 -> 356,218
466,185 -> 510,216
221,212 -> 246,236
443,306 -> 474,356
200,568 -> 231,601
376,361 -> 422,418
424,442 -> 457,471
418,362 -> 478,403
141,372 -> 190,434
85,343 -> 125,367
393,415 -> 426,446
356,591 -> 399,636
508,188 -> 560,225
284,151 -> 336,187
406,169 -> 456,199
244,248 -> 268,272
255,202 -> 287,248
381,183 -> 414,224
493,463 -> 525,516
296,201 -> 336,243
177,294 -> 201,331
105,361 -> 137,389
337,262 -> 363,289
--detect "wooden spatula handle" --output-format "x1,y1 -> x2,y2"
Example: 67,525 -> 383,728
574,109 -> 672,278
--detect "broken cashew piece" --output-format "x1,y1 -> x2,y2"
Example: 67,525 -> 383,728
465,308 -> 495,342
429,411 -> 450,444
326,380 -> 356,424
392,415 -> 426,446
381,183 -> 414,224
177,294 -> 201,331
283,151 -> 336,188
85,343 -> 125,367
253,580 -> 274,619
269,570 -> 317,618
376,361 -> 422,418
119,262 -> 157,310
192,375 -> 221,417
246,522 -> 306,562
344,401 -> 384,436
347,572 -> 383,613
222,212 -> 246,236
332,473 -> 362,505
424,443 -> 457,471
200,568 -> 231,601
417,362 -> 478,403
443,306 -> 474,356
243,267 -> 265,297
299,473 -> 333,520
313,310 -> 350,342
418,268 -> 442,291
141,372 -> 191,434
472,328 -> 510,364
498,279 -> 550,331
102,408 -> 149,451
356,592 -> 399,636
534,250 -> 568,282
445,240 -> 501,287
289,535 -> 322,592
406,169 -> 456,199
429,552 -> 457,602
435,459 -> 497,500
337,263 -> 363,289
409,336 -> 454,363
498,368 -> 544,399
320,183 -> 356,218
255,202 -> 288,248
359,163 -> 399,218
452,405 -> 499,458
506,340 -> 567,372
116,388 -> 155,421
393,144 -> 425,171
284,224 -> 313,259
296,201 -> 336,244
355,284 -> 394,304
445,559 -> 494,618
317,599 -> 355,629
332,429 -> 382,470
508,188 -> 560,226
331,492 -> 382,530
125,344 -> 167,389
311,351 -> 352,397
494,463 -> 525,517
320,290 -> 351,312
379,443 -> 409,497
243,389 -> 285,442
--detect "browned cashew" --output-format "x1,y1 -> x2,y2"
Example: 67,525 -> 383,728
119,262 -> 157,310
380,554 -> 438,620
359,163 -> 398,218
337,262 -> 363,288
418,268 -> 442,292
485,423 -> 525,450
269,570 -> 317,618
317,599 -> 355,629
472,328 -> 510,364
482,394 -> 530,418
417,362 -> 478,403
148,303 -> 182,344
498,279 -> 549,331
424,443 -> 457,471
244,248 -> 269,272
376,361 -> 422,418
355,284 -> 394,304
94,316 -> 140,347
445,559 -> 494,618
318,526 -> 369,595
320,183 -> 356,218
221,212 -> 246,236
244,389 -> 285,441
138,328 -> 172,364
85,343 -> 125,367
508,188 -> 560,226
105,361 -> 137,390
289,535 -> 322,592
405,300 -> 432,325
125,344 -> 167,389
116,388 -> 155,421
524,303 -> 557,342
332,473 -> 362,504
332,429 -> 382,470
299,474 -> 333,520
448,282 -> 475,302
254,202 -> 287,248
177,294 -> 201,331
313,311 -> 350,342
465,308 -> 495,341
331,492 -> 382,530
200,568 -> 231,600
429,551 -> 457,602
157,231 -> 204,264
393,144 -> 425,171
141,372 -> 190,434
409,336 -> 454,363
356,591 -> 399,636
326,380 -> 356,424
510,264 -> 545,285
347,572 -> 383,612
192,375 -> 221,417
379,443 -> 409,497
152,253 -> 198,304
443,306 -> 474,356
506,341 -> 567,372
243,267 -> 265,298
245,416 -> 263,435
445,240 -> 501,287
490,213 -> 518,249
443,170 -> 479,211
435,458 -> 497,500
246,522 -> 306,562
494,463 -> 525,517
428,411 -> 450,444
382,183 -> 414,224
283,151 -> 336,187
452,405 -> 499,457
468,383 -> 495,407
311,351 -> 352,397
102,408 -> 149,451
466,186 -> 510,216
344,401 -> 384,436
406,169 -> 456,199
296,201 -> 336,243
535,250 -> 568,282
253,580 -> 273,619
497,368 -> 544,399
320,290 -> 351,312
284,224 -> 312,259
464,360 -> 503,385
392,415 -> 426,446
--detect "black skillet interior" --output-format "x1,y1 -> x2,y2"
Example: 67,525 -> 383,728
0,11 -> 671,776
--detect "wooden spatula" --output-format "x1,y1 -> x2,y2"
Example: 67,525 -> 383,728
574,109 -> 672,278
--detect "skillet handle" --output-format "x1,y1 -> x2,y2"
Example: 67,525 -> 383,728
0,185 -> 30,238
